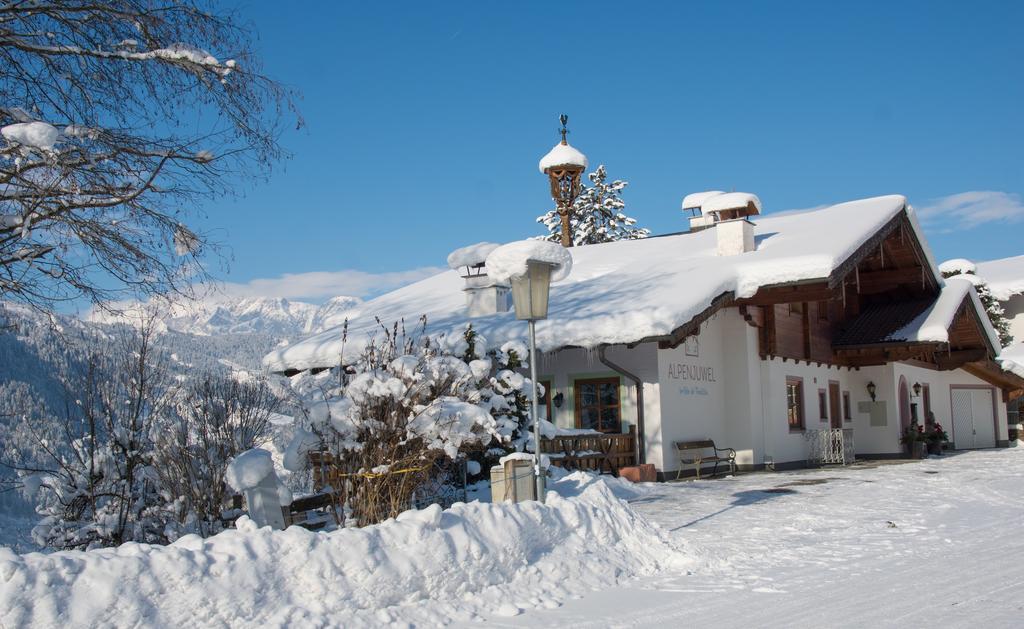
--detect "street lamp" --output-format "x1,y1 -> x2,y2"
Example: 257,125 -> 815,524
485,240 -> 573,504
511,259 -> 553,503
539,114 -> 588,248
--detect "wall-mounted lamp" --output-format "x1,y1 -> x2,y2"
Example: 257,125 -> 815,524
866,381 -> 877,402
553,392 -> 564,408
912,382 -> 922,398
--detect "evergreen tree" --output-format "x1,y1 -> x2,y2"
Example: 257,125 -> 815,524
941,269 -> 1014,347
537,165 -> 650,245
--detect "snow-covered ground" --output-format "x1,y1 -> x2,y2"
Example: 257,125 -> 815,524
4,449 -> 1024,627
491,448 -> 1024,628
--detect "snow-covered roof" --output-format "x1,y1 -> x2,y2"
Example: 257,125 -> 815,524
885,277 -> 1000,349
976,254 -> 1024,301
997,342 -> 1024,379
681,190 -> 726,211
702,192 -> 762,216
938,258 -> 976,276
538,141 -> 588,174
446,242 -> 500,270
264,195 -> 932,373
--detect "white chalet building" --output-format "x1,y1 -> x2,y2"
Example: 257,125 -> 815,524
265,194 -> 1024,477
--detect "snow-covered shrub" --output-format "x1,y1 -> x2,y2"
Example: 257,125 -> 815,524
23,323 -> 175,550
537,164 -> 650,245
153,375 -> 282,540
285,319 -> 541,525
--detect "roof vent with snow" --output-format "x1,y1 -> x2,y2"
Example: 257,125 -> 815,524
682,190 -> 726,232
702,191 -> 761,222
447,242 -> 511,317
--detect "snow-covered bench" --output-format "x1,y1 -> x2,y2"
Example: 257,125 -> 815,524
674,439 -> 736,480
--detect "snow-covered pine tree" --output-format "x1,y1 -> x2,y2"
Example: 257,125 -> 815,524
537,165 -> 650,245
941,266 -> 1014,347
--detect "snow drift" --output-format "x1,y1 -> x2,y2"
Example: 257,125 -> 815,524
0,473 -> 686,628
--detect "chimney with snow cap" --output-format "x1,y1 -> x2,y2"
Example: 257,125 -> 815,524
447,242 -> 511,316
700,192 -> 761,255
682,190 -> 726,232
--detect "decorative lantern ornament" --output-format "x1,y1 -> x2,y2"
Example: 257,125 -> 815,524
539,114 -> 588,248
866,381 -> 877,402
912,382 -> 922,398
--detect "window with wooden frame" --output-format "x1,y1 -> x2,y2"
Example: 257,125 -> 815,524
842,391 -> 852,422
818,388 -> 828,421
538,379 -> 552,423
817,300 -> 829,321
574,377 -> 621,433
788,302 -> 804,315
786,377 -> 805,431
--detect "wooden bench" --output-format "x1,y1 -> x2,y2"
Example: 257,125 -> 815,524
674,439 -> 736,480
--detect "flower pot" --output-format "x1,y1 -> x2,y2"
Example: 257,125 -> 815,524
906,442 -> 928,459
927,441 -> 943,455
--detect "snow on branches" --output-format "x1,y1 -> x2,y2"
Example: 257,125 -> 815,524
0,1 -> 297,311
537,164 -> 650,245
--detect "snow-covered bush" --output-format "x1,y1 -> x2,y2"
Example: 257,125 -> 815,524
22,323 -> 174,550
537,164 -> 650,245
154,375 -> 282,539
284,320 -> 541,525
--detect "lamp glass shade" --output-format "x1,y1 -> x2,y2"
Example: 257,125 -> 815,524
510,261 -> 553,320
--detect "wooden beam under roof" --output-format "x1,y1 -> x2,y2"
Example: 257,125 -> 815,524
734,282 -> 835,306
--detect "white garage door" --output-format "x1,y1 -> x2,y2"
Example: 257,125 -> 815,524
950,387 -> 996,449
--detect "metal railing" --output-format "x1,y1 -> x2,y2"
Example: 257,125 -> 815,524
805,428 -> 855,465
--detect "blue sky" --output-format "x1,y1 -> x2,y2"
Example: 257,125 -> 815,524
206,0 -> 1023,301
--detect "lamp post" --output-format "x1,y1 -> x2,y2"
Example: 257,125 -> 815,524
539,115 -> 587,248
510,259 -> 554,503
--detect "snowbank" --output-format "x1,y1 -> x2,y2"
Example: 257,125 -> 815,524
538,141 -> 588,173
0,473 -> 686,628
484,239 -> 573,283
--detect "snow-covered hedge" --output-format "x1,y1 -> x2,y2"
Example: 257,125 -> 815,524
285,321 -> 545,525
0,473 -> 687,627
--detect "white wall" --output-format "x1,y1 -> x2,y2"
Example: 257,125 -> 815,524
759,357 -> 857,465
656,312 -> 732,471
848,364 -> 900,456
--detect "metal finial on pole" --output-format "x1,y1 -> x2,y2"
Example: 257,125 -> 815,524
559,114 -> 569,144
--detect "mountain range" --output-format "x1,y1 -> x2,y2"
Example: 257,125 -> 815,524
87,295 -> 361,341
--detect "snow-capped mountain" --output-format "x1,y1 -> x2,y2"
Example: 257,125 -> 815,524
88,295 -> 361,339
